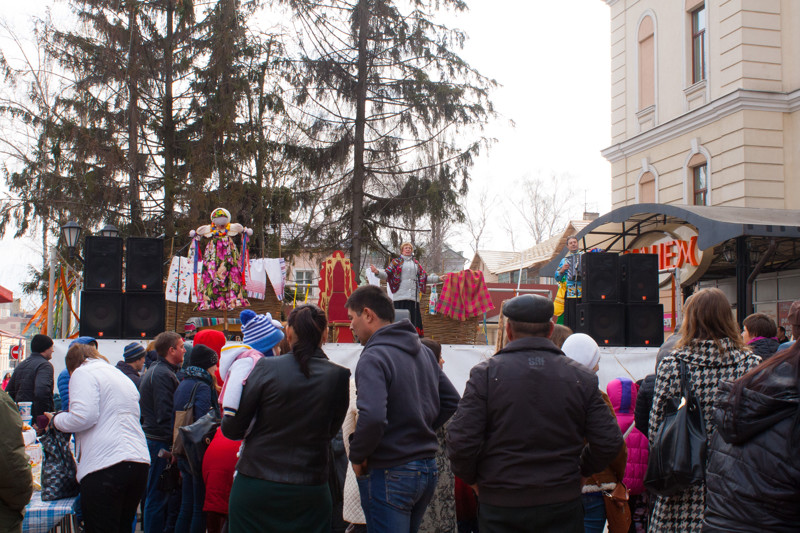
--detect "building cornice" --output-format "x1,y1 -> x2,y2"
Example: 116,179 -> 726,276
601,88 -> 800,163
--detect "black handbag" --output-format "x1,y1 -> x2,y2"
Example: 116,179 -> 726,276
644,360 -> 707,496
172,382 -> 201,457
179,408 -> 220,478
40,426 -> 80,501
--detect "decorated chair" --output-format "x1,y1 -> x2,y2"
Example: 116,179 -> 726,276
317,250 -> 358,342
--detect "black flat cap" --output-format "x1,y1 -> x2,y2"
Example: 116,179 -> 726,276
502,294 -> 554,323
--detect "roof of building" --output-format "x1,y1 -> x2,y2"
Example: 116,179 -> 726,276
541,204 -> 800,274
0,285 -> 12,304
472,220 -> 594,275
469,250 -> 521,273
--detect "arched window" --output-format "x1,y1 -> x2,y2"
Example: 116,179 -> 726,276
638,16 -> 655,110
689,153 -> 708,205
639,172 -> 656,203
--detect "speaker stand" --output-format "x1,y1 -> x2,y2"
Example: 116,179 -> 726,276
223,307 -> 229,339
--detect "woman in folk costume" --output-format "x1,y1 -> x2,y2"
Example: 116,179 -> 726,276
648,288 -> 761,533
369,242 -> 439,336
190,207 -> 251,311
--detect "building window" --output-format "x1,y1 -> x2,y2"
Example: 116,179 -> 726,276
295,270 -> 313,287
639,172 -> 656,203
691,6 -> 706,83
638,16 -> 655,110
498,271 -> 527,284
692,164 -> 708,205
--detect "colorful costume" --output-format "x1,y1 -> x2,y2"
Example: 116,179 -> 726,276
192,208 -> 250,311
376,254 -> 439,336
555,251 -> 583,329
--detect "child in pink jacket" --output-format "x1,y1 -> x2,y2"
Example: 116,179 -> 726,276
607,377 -> 649,532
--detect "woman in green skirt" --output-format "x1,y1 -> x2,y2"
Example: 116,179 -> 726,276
221,304 -> 350,532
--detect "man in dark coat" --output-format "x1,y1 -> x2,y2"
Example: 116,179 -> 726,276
116,342 -> 146,388
447,294 -> 624,532
139,331 -> 185,533
7,334 -> 54,420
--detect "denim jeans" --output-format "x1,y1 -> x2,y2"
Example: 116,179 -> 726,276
582,492 -> 606,533
356,458 -> 438,533
174,457 -> 206,533
144,439 -> 170,533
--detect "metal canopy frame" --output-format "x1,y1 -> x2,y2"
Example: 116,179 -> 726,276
542,204 -> 800,325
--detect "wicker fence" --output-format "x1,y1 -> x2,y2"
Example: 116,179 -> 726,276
163,285 -> 480,345
164,290 -> 283,335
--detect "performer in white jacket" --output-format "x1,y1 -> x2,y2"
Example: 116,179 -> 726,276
49,344 -> 150,532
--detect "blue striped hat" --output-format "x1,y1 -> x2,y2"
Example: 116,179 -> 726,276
240,310 -> 284,355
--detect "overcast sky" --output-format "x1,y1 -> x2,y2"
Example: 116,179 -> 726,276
0,0 -> 612,308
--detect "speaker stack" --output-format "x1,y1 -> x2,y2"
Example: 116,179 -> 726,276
80,237 -> 124,338
123,238 -> 165,339
576,253 -> 663,347
79,236 -> 164,339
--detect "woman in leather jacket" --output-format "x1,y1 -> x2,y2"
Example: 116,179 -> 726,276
221,304 -> 350,533
703,320 -> 800,532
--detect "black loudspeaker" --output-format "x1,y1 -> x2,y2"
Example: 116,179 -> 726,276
84,237 -> 123,291
580,253 -> 620,302
626,303 -> 665,347
79,291 -> 122,338
621,254 -> 659,303
126,238 -> 164,292
124,292 -> 165,339
576,302 -> 625,347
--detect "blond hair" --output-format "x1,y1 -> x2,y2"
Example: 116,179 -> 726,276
65,344 -> 109,374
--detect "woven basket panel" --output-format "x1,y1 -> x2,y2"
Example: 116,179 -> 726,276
164,291 -> 283,333
421,293 -> 480,345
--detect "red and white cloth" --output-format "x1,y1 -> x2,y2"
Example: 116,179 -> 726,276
434,270 -> 494,321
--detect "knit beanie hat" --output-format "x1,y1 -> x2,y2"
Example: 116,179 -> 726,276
240,310 -> 284,355
194,329 -> 227,357
190,344 -> 219,371
69,336 -> 98,349
123,342 -> 146,363
562,333 -> 602,371
31,334 -> 54,354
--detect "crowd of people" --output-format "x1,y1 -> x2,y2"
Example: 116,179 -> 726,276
0,284 -> 798,533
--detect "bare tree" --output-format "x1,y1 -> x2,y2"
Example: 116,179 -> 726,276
464,186 -> 499,254
512,173 -> 576,244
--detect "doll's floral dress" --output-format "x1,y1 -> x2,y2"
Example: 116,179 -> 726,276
198,227 -> 249,311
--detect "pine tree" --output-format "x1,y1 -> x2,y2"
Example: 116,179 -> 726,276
283,0 -> 495,276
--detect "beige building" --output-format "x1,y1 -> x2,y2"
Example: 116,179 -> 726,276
601,0 -> 800,210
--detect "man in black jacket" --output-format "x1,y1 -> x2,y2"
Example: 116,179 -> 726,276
346,285 -> 460,533
447,294 -> 623,532
116,342 -> 146,388
139,331 -> 184,533
7,334 -> 54,422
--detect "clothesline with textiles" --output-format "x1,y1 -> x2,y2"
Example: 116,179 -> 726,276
166,255 -> 286,303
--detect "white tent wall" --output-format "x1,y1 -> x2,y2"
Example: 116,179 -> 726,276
51,340 -> 658,396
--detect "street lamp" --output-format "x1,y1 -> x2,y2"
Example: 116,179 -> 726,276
99,224 -> 119,238
61,221 -> 82,257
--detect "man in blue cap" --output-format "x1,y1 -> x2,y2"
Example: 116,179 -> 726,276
117,343 -> 147,388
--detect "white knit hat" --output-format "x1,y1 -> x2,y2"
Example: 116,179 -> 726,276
562,333 -> 601,371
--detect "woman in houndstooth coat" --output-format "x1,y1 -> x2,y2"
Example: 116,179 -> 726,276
648,288 -> 762,533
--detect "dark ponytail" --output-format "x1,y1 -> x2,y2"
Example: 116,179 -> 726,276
287,304 -> 328,378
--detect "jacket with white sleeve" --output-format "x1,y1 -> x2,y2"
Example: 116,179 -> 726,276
53,358 -> 149,482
